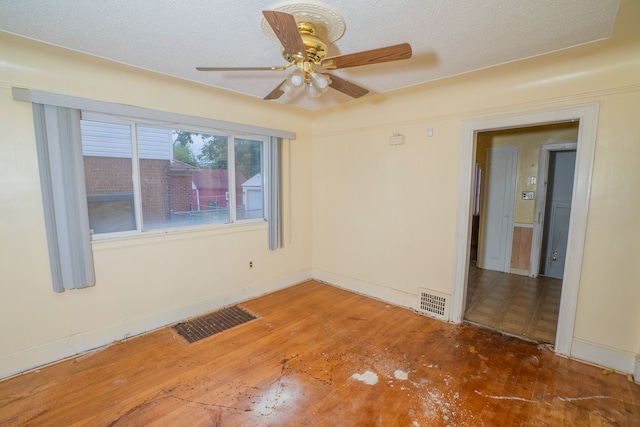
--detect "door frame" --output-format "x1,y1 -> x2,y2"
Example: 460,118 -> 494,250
450,103 -> 599,356
530,142 -> 577,278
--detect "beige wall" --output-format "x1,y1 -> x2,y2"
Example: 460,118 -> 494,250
0,33 -> 314,378
1,1 -> 640,379
477,123 -> 579,225
312,1 -> 640,366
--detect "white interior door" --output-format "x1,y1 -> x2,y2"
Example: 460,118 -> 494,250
479,146 -> 518,273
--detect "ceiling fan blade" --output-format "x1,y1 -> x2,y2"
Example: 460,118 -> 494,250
326,74 -> 369,99
262,11 -> 308,61
321,43 -> 412,70
263,80 -> 287,100
196,66 -> 288,72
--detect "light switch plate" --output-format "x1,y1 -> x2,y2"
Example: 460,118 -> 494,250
522,191 -> 535,200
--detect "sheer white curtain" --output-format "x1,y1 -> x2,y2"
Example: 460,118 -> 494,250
32,103 -> 95,292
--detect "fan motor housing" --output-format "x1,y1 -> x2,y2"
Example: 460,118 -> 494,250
282,22 -> 328,64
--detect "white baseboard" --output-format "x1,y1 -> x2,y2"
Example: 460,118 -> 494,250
571,338 -> 637,374
0,269 -> 312,380
312,268 -> 418,312
635,357 -> 640,384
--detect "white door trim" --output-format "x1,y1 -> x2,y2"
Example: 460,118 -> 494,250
450,103 -> 599,357
530,142 -> 577,278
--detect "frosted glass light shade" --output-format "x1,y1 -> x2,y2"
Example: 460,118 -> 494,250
305,82 -> 320,98
310,72 -> 330,92
281,82 -> 295,97
287,69 -> 305,88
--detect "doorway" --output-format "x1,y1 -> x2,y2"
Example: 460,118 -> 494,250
465,124 -> 577,344
450,103 -> 599,356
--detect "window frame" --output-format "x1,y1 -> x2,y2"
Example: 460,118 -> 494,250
81,111 -> 270,240
16,88 -> 287,291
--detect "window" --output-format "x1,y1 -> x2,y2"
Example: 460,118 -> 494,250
81,113 -> 266,237
16,88 -> 288,290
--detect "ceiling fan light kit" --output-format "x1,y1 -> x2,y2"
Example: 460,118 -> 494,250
282,60 -> 331,99
196,1 -> 412,102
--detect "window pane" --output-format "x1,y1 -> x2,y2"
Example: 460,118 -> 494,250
235,139 -> 263,220
139,129 -> 230,229
81,120 -> 136,234
81,119 -> 265,235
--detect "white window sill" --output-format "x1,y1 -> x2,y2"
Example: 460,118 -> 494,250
91,220 -> 268,251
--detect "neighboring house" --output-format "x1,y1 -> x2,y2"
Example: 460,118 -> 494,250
81,122 -> 195,231
191,169 -> 246,211
241,173 -> 263,219
81,120 -> 254,229
168,160 -> 199,214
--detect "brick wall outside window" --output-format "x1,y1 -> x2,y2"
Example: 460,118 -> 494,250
84,157 -> 193,228
84,157 -> 133,195
169,175 -> 193,213
139,159 -> 170,224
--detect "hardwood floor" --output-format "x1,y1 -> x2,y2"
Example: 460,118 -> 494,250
465,266 -> 562,344
1,280 -> 639,426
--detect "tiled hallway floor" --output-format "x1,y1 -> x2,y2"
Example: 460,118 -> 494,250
464,266 -> 562,344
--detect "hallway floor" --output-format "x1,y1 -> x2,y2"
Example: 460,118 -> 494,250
464,266 -> 562,344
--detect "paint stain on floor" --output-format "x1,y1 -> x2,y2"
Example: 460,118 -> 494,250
350,370 -> 379,385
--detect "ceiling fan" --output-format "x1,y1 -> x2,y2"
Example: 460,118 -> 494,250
196,4 -> 412,101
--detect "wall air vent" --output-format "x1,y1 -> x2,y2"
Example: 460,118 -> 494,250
417,288 -> 450,321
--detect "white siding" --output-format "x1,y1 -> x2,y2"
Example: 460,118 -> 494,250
81,120 -> 131,158
81,121 -> 172,160
138,126 -> 173,160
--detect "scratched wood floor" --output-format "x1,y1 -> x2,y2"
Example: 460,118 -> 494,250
1,280 -> 639,426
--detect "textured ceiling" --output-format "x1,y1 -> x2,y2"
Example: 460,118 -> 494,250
0,0 -> 620,110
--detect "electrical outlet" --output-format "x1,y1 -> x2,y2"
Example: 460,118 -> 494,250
249,261 -> 253,269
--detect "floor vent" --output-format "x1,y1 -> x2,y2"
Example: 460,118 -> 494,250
417,288 -> 450,321
172,305 -> 257,344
